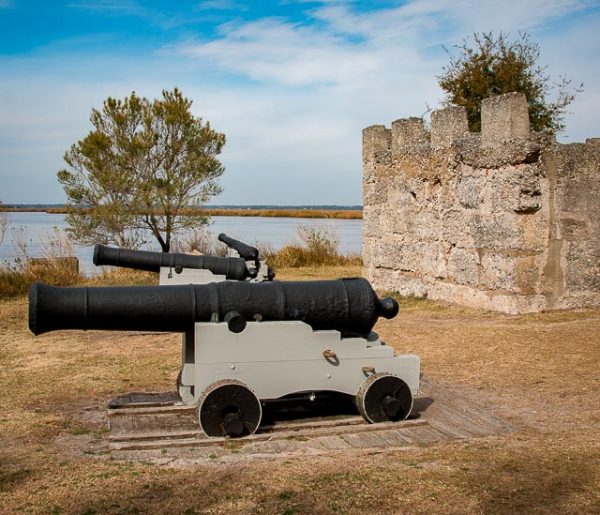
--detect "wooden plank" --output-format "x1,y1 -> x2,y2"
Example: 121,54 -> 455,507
110,438 -> 201,451
259,416 -> 365,433
401,426 -> 439,444
110,430 -> 199,442
417,387 -> 510,435
422,404 -> 496,436
108,378 -> 517,454
419,379 -> 516,432
425,417 -> 473,439
313,436 -> 352,451
341,432 -> 377,449
372,430 -> 415,447
111,419 -> 429,450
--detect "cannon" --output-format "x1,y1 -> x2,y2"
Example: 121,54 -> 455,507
29,278 -> 420,438
93,233 -> 272,285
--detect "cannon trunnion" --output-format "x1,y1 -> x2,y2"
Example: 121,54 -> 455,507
29,278 -> 420,438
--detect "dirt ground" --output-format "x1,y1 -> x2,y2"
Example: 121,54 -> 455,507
1,266 -> 599,514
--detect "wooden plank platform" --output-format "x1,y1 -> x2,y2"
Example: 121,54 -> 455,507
108,378 -> 516,458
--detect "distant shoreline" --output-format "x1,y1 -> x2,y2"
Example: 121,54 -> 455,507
1,206 -> 363,220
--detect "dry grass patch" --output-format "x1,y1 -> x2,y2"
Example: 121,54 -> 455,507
1,267 -> 599,514
276,265 -> 362,281
199,207 -> 362,219
85,268 -> 157,287
0,260 -> 82,298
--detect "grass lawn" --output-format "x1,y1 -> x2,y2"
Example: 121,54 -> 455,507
1,265 -> 598,514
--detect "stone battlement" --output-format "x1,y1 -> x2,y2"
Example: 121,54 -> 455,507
364,92 -> 545,167
362,92 -> 600,314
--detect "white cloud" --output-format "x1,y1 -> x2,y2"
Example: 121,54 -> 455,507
178,0 -> 592,91
312,0 -> 589,42
180,19 -> 380,86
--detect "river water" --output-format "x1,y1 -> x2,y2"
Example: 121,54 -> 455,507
0,212 -> 363,274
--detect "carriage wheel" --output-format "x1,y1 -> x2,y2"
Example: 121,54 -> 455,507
356,373 -> 413,423
198,379 -> 262,437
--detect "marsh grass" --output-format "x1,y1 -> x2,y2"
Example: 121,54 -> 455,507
0,202 -> 8,246
0,227 -> 82,297
171,228 -> 228,256
20,206 -> 363,219
199,208 -> 362,219
264,223 -> 362,268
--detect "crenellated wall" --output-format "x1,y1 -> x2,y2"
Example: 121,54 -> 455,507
363,92 -> 600,314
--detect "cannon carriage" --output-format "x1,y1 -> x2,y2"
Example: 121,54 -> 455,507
29,278 -> 420,438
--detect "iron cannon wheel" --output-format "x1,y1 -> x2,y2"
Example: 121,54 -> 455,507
198,379 -> 262,438
356,373 -> 413,423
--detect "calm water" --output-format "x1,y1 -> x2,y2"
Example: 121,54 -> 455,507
0,212 -> 363,274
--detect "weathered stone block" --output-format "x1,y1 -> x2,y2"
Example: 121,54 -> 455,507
362,206 -> 384,237
418,242 -> 448,280
440,209 -> 474,247
461,136 -> 543,169
369,268 -> 429,298
457,174 -> 486,209
564,240 -> 600,291
559,216 -> 589,241
386,180 -> 418,208
403,210 -> 442,242
482,92 -> 530,147
514,166 -> 542,213
363,180 -> 389,206
363,125 -> 391,160
554,142 -> 600,214
493,165 -> 542,213
480,253 -> 515,291
431,106 -> 469,149
447,247 -> 479,286
371,240 -> 415,271
514,255 -> 541,294
469,213 -> 522,250
391,117 -> 429,156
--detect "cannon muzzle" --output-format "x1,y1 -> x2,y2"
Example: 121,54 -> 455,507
217,233 -> 259,262
29,278 -> 398,338
93,245 -> 249,280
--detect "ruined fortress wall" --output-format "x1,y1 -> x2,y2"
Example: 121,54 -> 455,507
362,92 -> 600,314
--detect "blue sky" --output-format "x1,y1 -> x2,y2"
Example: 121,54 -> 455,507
1,0 -> 599,205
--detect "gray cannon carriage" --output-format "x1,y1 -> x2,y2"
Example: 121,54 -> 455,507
29,278 -> 420,438
93,233 -> 273,285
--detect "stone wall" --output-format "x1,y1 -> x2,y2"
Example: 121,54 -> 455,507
362,92 -> 600,313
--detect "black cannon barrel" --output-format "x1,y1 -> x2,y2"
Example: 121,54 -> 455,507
217,233 -> 259,262
29,278 -> 398,338
93,244 -> 249,280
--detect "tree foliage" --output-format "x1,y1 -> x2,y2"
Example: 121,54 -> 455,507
438,32 -> 583,134
58,89 -> 225,252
